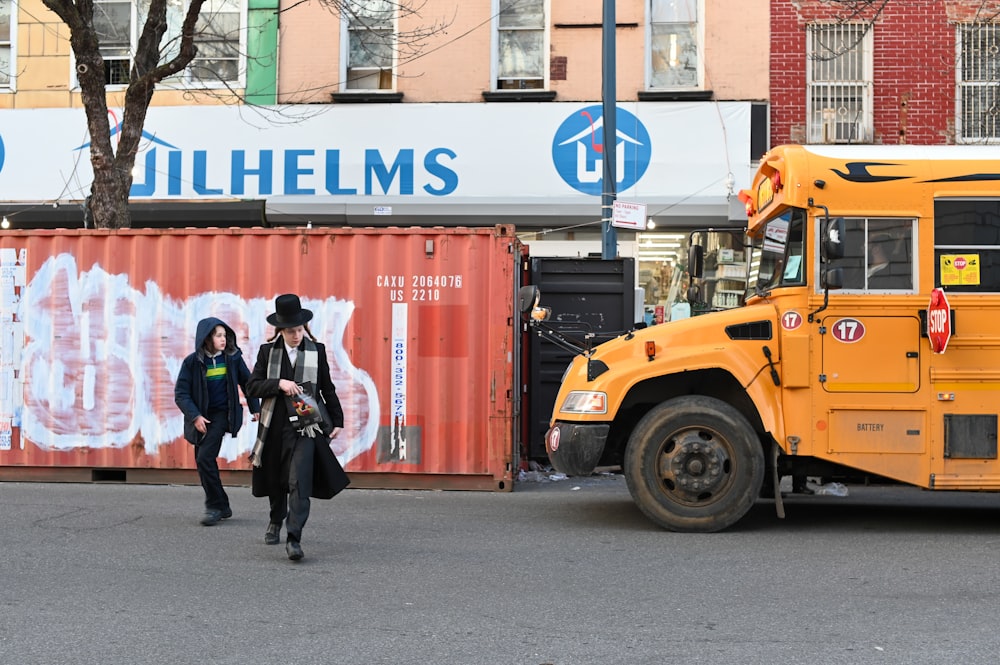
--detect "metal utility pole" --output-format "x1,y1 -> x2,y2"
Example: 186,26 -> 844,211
601,0 -> 618,260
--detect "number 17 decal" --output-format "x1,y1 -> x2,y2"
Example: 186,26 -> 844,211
831,317 -> 866,343
781,311 -> 803,331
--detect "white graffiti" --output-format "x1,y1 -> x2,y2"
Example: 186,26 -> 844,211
17,253 -> 380,464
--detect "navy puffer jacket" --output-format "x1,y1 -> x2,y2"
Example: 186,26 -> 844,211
174,317 -> 260,444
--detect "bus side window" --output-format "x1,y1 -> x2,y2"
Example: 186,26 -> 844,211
934,199 -> 1000,292
867,225 -> 913,290
837,220 -> 867,289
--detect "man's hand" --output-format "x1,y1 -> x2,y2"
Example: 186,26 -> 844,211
279,379 -> 301,396
194,415 -> 210,434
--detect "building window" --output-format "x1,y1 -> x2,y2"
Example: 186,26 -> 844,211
94,0 -> 132,85
187,0 -> 242,83
343,0 -> 395,90
495,0 -> 545,90
0,0 -> 13,89
958,24 -> 1000,143
807,23 -> 873,144
91,0 -> 244,87
649,0 -> 699,89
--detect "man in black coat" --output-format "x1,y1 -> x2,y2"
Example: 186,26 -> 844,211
246,294 -> 349,561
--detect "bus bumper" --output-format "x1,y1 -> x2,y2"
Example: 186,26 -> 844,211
545,422 -> 611,476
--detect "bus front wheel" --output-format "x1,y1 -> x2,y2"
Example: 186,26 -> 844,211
624,396 -> 764,532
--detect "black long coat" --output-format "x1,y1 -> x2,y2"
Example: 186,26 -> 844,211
245,341 -> 348,499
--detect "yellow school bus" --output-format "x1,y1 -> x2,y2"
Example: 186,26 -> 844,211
527,144 -> 1000,532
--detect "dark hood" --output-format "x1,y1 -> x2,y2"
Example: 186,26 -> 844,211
195,317 -> 238,358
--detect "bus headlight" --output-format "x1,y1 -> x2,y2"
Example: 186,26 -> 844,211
560,391 -> 608,415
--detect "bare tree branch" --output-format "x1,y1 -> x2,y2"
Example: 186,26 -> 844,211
39,0 -> 454,228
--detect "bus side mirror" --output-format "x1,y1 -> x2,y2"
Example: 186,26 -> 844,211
821,266 -> 844,290
823,217 -> 846,261
519,285 -> 551,321
519,285 -> 540,314
687,244 -> 705,279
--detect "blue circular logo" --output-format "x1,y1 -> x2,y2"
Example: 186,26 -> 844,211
0,133 -> 5,175
551,105 -> 652,195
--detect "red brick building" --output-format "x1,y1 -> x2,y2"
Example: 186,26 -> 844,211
770,0 -> 1000,147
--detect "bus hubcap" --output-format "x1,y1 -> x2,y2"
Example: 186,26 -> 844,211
660,429 -> 731,500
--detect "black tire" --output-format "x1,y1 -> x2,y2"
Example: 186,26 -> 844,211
624,395 -> 764,532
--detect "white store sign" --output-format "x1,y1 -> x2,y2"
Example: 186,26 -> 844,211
0,102 -> 751,211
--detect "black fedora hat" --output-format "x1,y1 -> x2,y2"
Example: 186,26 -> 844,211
267,294 -> 313,327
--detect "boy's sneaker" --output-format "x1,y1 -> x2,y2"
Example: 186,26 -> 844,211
200,510 -> 222,526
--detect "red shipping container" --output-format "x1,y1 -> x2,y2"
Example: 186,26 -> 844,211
0,226 -> 522,491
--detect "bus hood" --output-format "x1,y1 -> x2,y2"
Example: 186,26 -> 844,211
601,304 -> 776,356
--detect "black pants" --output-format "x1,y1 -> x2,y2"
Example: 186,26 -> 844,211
195,409 -> 230,513
269,429 -> 314,543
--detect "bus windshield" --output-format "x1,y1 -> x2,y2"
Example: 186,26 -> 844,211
753,208 -> 806,294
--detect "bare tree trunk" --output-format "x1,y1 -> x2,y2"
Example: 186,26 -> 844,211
45,0 -> 172,229
54,1 -> 134,229
87,69 -> 157,229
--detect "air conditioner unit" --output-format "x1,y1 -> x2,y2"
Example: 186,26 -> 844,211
821,109 -> 866,144
820,108 -> 838,143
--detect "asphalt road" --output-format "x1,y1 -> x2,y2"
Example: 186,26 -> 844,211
3,473 -> 1000,664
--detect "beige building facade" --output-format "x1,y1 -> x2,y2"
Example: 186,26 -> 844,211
276,0 -> 767,104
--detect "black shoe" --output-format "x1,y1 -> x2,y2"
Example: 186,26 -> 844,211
220,508 -> 233,519
264,523 -> 281,545
200,510 -> 222,526
286,539 -> 304,561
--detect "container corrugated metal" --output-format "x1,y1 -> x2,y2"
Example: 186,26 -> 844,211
0,226 -> 521,491
526,257 -> 636,459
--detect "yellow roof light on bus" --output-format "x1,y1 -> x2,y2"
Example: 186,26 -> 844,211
748,167 -> 784,218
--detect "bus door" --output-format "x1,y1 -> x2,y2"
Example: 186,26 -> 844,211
815,218 -> 929,479
822,217 -> 921,394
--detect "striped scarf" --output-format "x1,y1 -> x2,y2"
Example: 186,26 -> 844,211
249,339 -> 320,467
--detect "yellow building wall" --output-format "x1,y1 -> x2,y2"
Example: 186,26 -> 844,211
9,0 -> 242,109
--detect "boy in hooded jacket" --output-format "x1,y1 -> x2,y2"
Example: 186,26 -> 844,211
175,317 -> 260,526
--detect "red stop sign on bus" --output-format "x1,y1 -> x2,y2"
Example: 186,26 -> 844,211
927,288 -> 951,353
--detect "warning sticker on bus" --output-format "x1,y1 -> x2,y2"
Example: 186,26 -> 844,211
940,254 -> 980,286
